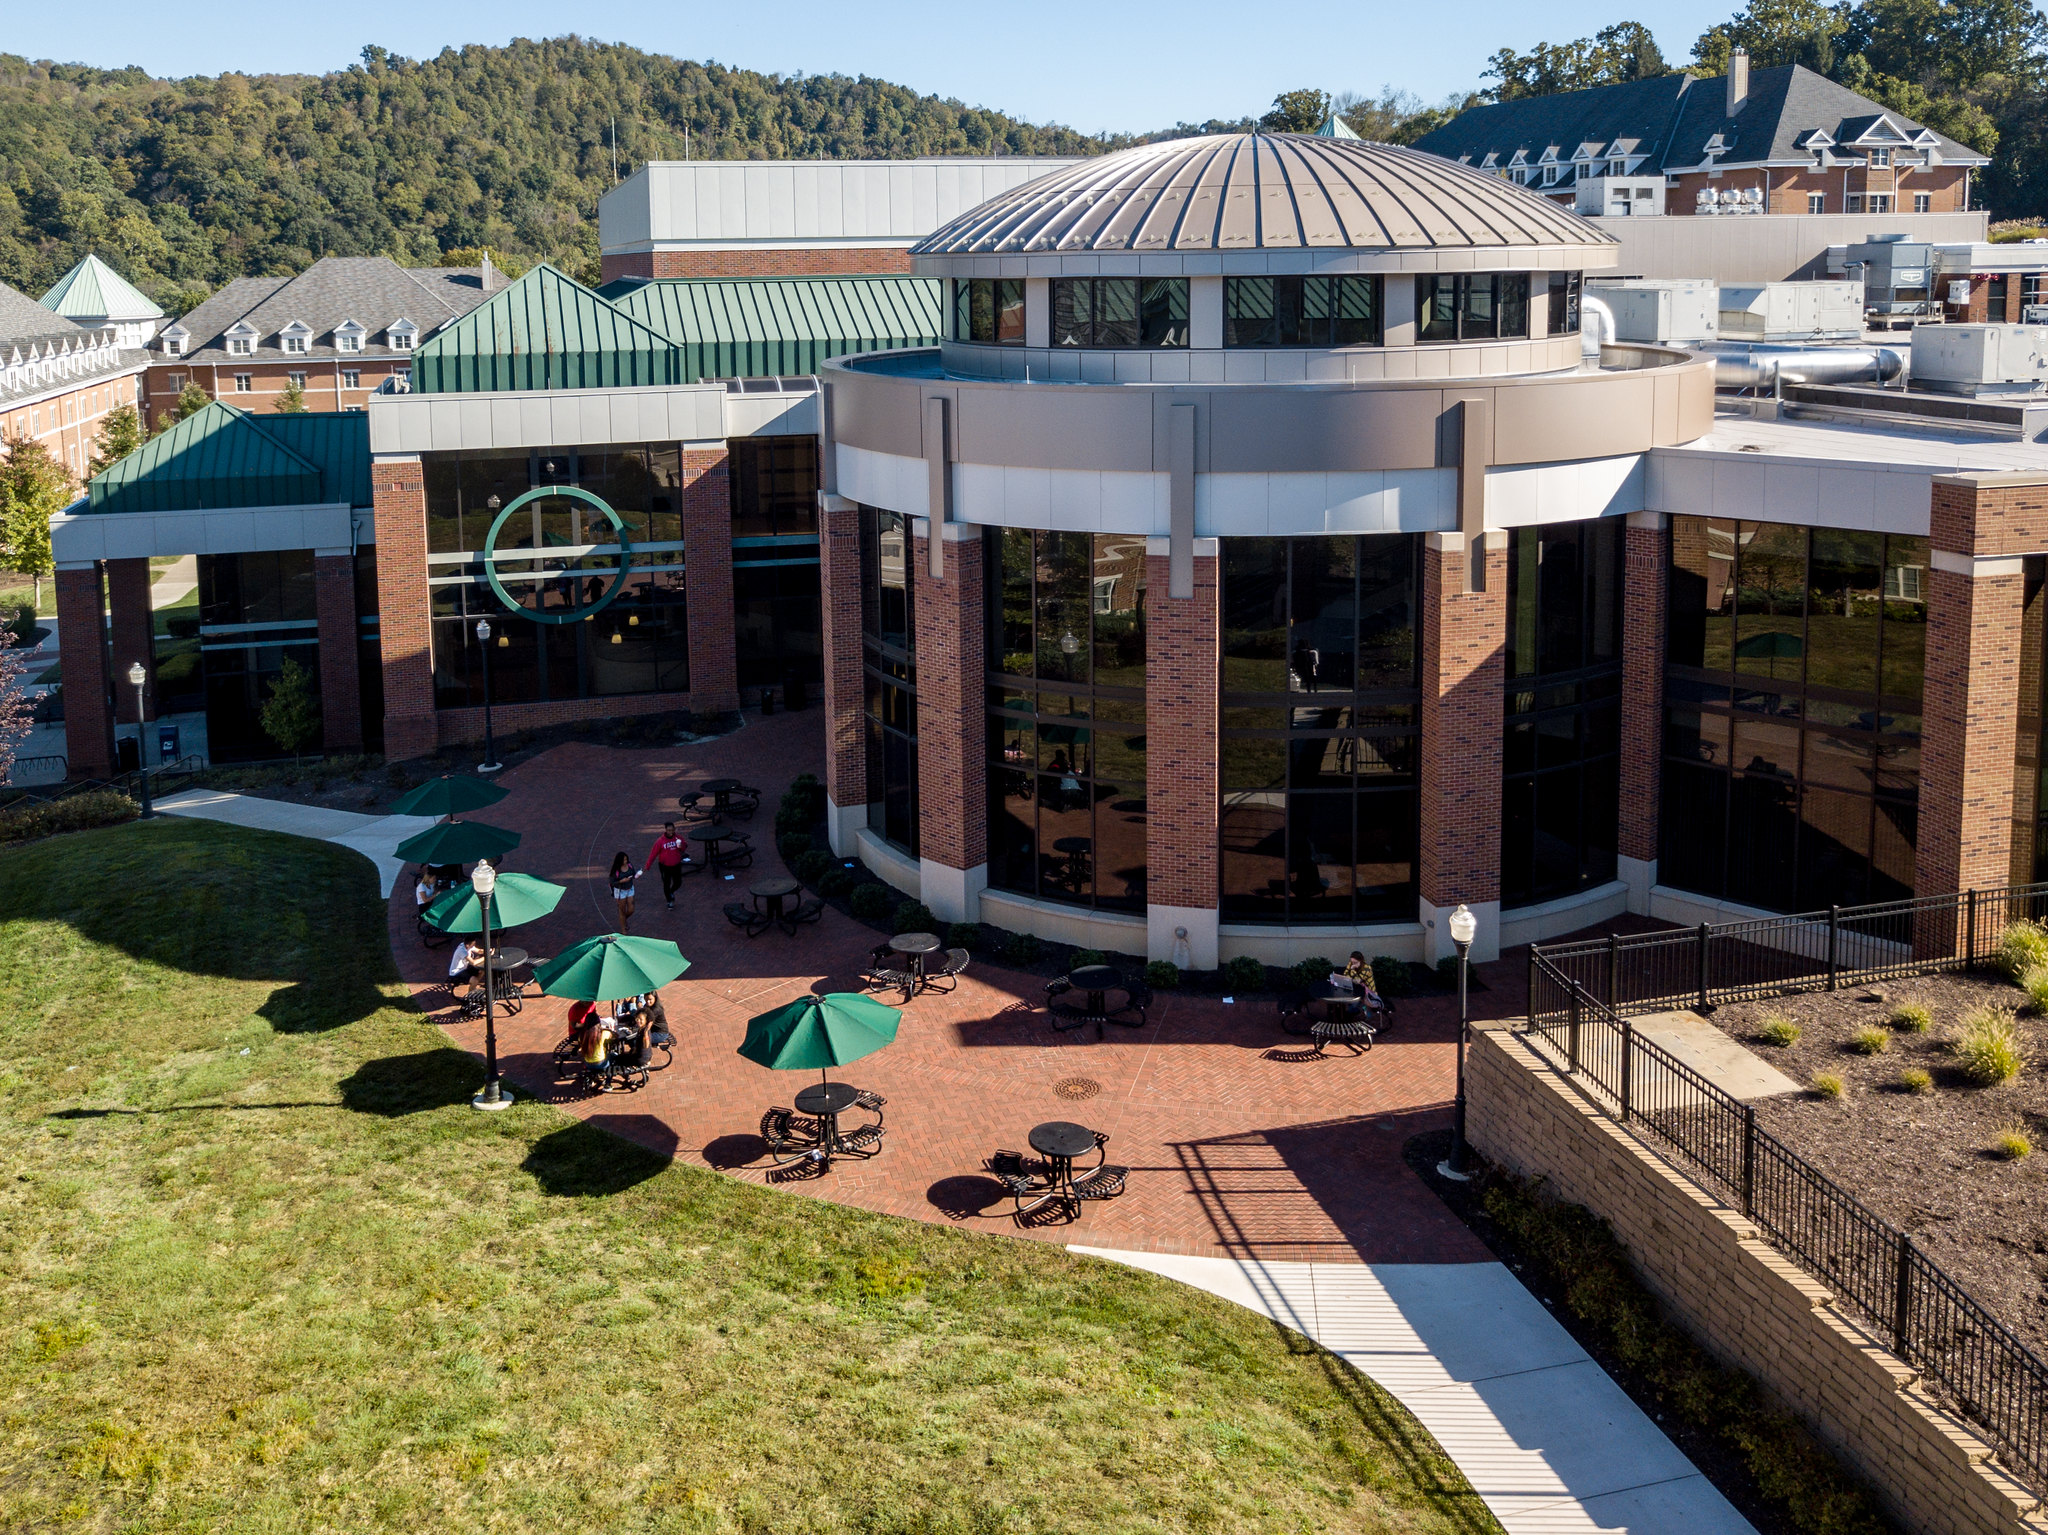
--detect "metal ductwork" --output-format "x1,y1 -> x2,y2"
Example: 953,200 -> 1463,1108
1703,342 -> 1904,388
1580,294 -> 1616,359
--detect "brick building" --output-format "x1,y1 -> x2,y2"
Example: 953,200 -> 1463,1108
0,277 -> 147,482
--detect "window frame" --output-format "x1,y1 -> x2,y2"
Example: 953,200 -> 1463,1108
954,278 -> 1027,346
1416,274 -> 1533,344
1048,277 -> 1189,349
1222,275 -> 1383,349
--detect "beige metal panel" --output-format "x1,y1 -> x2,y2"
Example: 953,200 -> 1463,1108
1494,373 -> 1658,464
825,367 -> 925,458
952,381 -> 1155,472
1204,387 -> 1448,473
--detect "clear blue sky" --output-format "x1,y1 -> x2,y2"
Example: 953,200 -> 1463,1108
13,1 -> 1735,136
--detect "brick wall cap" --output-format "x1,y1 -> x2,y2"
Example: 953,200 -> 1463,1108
1932,470 -> 2048,490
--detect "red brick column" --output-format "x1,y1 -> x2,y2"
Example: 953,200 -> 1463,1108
1419,532 -> 1507,961
105,557 -> 155,726
682,446 -> 738,715
1145,547 -> 1221,967
818,494 -> 867,851
910,526 -> 985,920
372,457 -> 437,762
1617,517 -> 1666,903
55,563 -> 115,780
313,553 -> 362,751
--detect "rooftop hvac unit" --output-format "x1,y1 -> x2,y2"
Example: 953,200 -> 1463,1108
1719,281 -> 1865,342
1909,324 -> 2048,395
1583,278 -> 1718,343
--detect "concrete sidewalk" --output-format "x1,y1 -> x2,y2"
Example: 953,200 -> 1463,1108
1073,1247 -> 1754,1535
156,788 -> 436,896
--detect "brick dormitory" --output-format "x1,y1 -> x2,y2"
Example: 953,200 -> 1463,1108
40,136 -> 2048,969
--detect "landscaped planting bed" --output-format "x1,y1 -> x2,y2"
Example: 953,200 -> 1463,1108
1712,964 -> 2048,1357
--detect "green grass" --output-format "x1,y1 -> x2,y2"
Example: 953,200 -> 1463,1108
0,820 -> 1495,1535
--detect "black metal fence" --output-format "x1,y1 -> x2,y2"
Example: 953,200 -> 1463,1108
1530,883 -> 2048,1023
1525,952 -> 2048,1493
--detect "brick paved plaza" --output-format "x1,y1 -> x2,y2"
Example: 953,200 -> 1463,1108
392,708 -> 1514,1265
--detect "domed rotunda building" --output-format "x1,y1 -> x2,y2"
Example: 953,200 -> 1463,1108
815,133 -> 1715,966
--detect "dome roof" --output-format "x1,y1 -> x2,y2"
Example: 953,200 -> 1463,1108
912,133 -> 1615,256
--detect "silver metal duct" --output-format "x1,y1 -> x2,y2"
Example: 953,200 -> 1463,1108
1580,294 -> 1616,359
1703,341 -> 1904,388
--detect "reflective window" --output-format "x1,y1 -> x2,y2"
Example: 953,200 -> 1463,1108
1049,278 -> 1188,348
954,278 -> 1026,345
1548,272 -> 1582,336
1223,276 -> 1382,347
986,529 -> 1147,910
1416,274 -> 1532,343
1664,516 -> 1927,910
1220,536 -> 1420,923
861,506 -> 918,853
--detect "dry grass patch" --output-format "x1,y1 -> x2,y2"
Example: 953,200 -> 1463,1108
1954,1007 -> 2025,1087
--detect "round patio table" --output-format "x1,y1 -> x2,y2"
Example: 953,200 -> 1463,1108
1029,1120 -> 1098,1194
1066,964 -> 1124,1016
795,1080 -> 861,1158
890,931 -> 940,989
700,777 -> 743,811
751,877 -> 800,924
1302,979 -> 1374,1054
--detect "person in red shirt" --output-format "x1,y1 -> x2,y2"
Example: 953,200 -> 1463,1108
645,821 -> 689,909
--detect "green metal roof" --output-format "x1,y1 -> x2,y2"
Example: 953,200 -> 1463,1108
41,253 -> 164,322
410,262 -> 682,393
87,402 -> 368,515
599,275 -> 944,382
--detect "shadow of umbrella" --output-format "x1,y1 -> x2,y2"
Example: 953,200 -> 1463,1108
925,1174 -> 1012,1221
338,1049 -> 481,1116
522,1120 -> 669,1198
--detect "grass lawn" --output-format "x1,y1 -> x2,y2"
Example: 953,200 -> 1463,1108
0,819 -> 1495,1535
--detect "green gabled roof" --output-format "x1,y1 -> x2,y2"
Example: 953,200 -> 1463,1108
41,253 -> 164,322
598,275 -> 944,383
410,262 -> 682,393
87,402 -> 368,515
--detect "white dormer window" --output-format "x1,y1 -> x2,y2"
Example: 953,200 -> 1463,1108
1607,159 -> 1625,177
334,318 -> 365,354
225,320 -> 257,357
1542,165 -> 1559,185
278,320 -> 312,355
161,324 -> 188,358
1868,147 -> 1891,168
387,319 -> 418,351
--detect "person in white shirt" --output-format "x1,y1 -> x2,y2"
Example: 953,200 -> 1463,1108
449,939 -> 485,988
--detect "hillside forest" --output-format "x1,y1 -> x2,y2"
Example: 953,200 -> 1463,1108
1,0 -> 2044,314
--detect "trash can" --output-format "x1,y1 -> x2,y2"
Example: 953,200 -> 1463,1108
117,735 -> 140,774
158,723 -> 181,763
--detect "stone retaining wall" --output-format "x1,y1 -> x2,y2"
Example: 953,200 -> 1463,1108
1470,1021 -> 2046,1535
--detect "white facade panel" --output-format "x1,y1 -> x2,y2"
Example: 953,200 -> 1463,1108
836,444 -> 929,516
1484,456 -> 1647,528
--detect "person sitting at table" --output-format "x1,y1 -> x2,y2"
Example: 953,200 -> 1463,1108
448,939 -> 486,990
415,868 -> 439,910
568,998 -> 613,1066
638,991 -> 671,1046
1342,951 -> 1389,1016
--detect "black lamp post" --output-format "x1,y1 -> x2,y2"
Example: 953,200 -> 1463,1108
470,860 -> 510,1111
126,661 -> 154,819
475,617 -> 502,775
1438,902 -> 1478,1181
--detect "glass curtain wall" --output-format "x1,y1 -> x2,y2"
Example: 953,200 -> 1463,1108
1223,277 -> 1382,347
1663,517 -> 1928,910
197,550 -> 321,762
423,447 -> 687,709
729,437 -> 822,691
859,505 -> 918,853
986,530 -> 1148,910
1049,279 -> 1189,347
1502,522 -> 1624,907
1220,536 -> 1420,923
954,279 -> 1026,344
2012,557 -> 2048,884
1416,274 -> 1532,342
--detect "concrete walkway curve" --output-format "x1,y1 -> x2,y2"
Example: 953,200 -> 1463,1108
155,787 -> 436,896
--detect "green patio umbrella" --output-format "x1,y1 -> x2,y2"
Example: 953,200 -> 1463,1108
738,992 -> 901,1083
424,872 -> 566,933
389,773 -> 510,820
534,933 -> 690,1002
396,820 -> 522,866
1734,630 -> 1804,659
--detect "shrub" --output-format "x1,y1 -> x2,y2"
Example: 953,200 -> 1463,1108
0,790 -> 139,844
774,805 -> 811,837
1955,1007 -> 2024,1086
1848,1025 -> 1889,1055
1998,920 -> 2048,980
1291,955 -> 1335,989
848,883 -> 891,921
793,849 -> 833,885
777,833 -> 813,862
891,900 -> 937,935
945,922 -> 983,952
1998,1125 -> 2035,1160
818,867 -> 857,898
1220,955 -> 1266,993
1436,955 -> 1463,987
2,601 -> 34,646
1371,955 -> 1414,997
1070,949 -> 1108,970
2024,966 -> 2048,1016
1812,1072 -> 1845,1100
1002,931 -> 1045,965
1144,960 -> 1180,990
1898,1068 -> 1933,1094
1890,1002 -> 1933,1033
1756,1015 -> 1801,1048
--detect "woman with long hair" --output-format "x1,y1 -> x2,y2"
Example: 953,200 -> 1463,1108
609,851 -> 640,932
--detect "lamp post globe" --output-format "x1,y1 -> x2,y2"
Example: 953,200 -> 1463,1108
474,616 -> 502,776
469,859 -> 511,1111
1440,903 -> 1478,1182
125,661 -> 154,820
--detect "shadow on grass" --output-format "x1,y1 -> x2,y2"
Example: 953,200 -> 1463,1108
338,1050 -> 480,1116
522,1118 -> 669,1197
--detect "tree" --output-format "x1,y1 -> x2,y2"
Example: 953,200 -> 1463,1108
1693,0 -> 1853,75
155,380 -> 212,435
258,657 -> 321,760
1486,23 -> 1671,100
0,629 -> 30,787
1259,89 -> 1333,133
87,403 -> 143,478
1330,87 -> 1486,143
1845,0 -> 2048,92
0,437 -> 71,610
273,378 -> 307,413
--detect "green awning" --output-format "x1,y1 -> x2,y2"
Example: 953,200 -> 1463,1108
86,403 -> 369,515
411,263 -> 683,393
599,276 -> 943,383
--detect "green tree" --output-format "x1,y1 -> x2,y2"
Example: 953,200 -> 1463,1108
273,378 -> 307,413
1845,0 -> 2048,91
1331,87 -> 1487,143
1485,23 -> 1671,100
155,380 -> 212,435
87,403 -> 143,478
1259,89 -> 1333,133
0,436 -> 70,609
258,657 -> 321,759
1693,0 -> 1852,75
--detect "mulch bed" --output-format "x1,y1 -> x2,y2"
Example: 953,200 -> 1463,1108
1711,971 -> 2048,1359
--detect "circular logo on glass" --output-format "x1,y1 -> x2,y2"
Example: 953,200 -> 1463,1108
479,485 -> 634,625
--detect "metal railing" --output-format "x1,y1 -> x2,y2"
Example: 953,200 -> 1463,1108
0,754 -> 207,811
1529,883 -> 2048,1023
1526,952 -> 2048,1492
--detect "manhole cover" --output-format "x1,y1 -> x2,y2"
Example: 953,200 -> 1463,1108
1053,1077 -> 1101,1101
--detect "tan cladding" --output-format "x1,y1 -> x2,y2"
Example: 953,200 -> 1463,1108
826,352 -> 1713,476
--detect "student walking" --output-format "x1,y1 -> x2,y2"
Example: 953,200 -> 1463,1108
645,821 -> 689,909
609,852 -> 640,931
